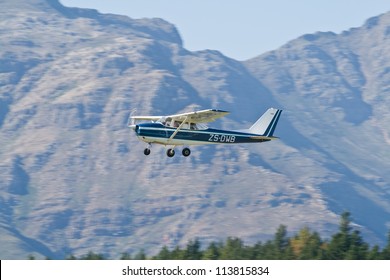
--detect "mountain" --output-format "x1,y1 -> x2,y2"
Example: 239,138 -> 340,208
245,12 -> 390,242
0,0 -> 389,259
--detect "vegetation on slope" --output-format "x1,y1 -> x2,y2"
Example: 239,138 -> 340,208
28,212 -> 390,260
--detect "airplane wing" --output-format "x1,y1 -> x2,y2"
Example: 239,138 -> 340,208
129,109 -> 229,125
168,109 -> 230,123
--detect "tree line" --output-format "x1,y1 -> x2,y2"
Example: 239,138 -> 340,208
30,212 -> 390,260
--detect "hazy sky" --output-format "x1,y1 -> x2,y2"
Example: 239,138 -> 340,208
60,0 -> 389,60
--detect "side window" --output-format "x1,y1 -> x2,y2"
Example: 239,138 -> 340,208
181,123 -> 190,129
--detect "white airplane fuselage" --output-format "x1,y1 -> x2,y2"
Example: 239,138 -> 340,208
129,107 -> 282,157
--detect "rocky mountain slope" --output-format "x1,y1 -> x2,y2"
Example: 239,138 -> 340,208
0,0 -> 389,259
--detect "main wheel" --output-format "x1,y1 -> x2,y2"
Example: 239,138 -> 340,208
182,147 -> 191,157
144,148 -> 151,155
166,148 -> 175,157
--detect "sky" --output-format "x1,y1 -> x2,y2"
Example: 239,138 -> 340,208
60,0 -> 390,61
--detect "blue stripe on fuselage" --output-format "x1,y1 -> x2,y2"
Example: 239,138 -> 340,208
135,122 -> 270,144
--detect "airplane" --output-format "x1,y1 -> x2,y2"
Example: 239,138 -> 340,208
128,107 -> 282,157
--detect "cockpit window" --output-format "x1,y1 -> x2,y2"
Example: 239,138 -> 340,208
158,117 -> 169,126
195,123 -> 208,130
158,118 -> 208,130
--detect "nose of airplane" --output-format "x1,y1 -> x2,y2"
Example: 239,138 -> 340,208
128,124 -> 139,133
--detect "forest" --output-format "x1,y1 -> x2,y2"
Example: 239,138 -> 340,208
29,212 -> 390,260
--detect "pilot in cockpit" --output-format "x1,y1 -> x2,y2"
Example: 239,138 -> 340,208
159,117 -> 167,126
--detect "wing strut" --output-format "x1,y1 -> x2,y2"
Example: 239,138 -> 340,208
168,117 -> 188,142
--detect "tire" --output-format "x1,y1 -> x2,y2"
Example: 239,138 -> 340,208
144,148 -> 151,155
167,148 -> 175,157
182,148 -> 191,157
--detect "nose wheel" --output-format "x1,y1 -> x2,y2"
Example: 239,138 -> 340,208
144,148 -> 151,155
143,144 -> 152,156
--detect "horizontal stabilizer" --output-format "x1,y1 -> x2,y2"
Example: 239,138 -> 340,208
250,136 -> 279,140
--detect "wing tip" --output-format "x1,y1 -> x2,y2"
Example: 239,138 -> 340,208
211,109 -> 230,114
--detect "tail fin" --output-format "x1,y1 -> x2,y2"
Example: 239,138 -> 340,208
248,108 -> 282,136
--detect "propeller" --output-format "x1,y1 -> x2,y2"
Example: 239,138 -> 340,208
128,109 -> 137,130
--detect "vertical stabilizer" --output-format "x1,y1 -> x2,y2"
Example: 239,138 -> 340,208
248,108 -> 282,136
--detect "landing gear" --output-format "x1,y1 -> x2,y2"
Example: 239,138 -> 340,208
143,145 -> 191,157
182,147 -> 191,157
167,148 -> 175,157
143,143 -> 152,156
144,148 -> 151,155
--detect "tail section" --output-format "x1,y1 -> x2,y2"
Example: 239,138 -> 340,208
248,108 -> 282,136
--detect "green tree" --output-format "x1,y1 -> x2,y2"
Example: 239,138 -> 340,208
134,249 -> 146,260
170,245 -> 185,259
367,245 -> 381,260
381,231 -> 390,260
272,225 -> 294,259
249,241 -> 264,259
219,237 -> 246,259
120,252 -> 132,260
183,239 -> 202,260
345,230 -> 368,259
326,212 -> 352,259
80,251 -> 105,260
202,242 -> 221,260
154,246 -> 171,260
290,227 -> 324,259
66,254 -> 77,260
260,240 -> 277,259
